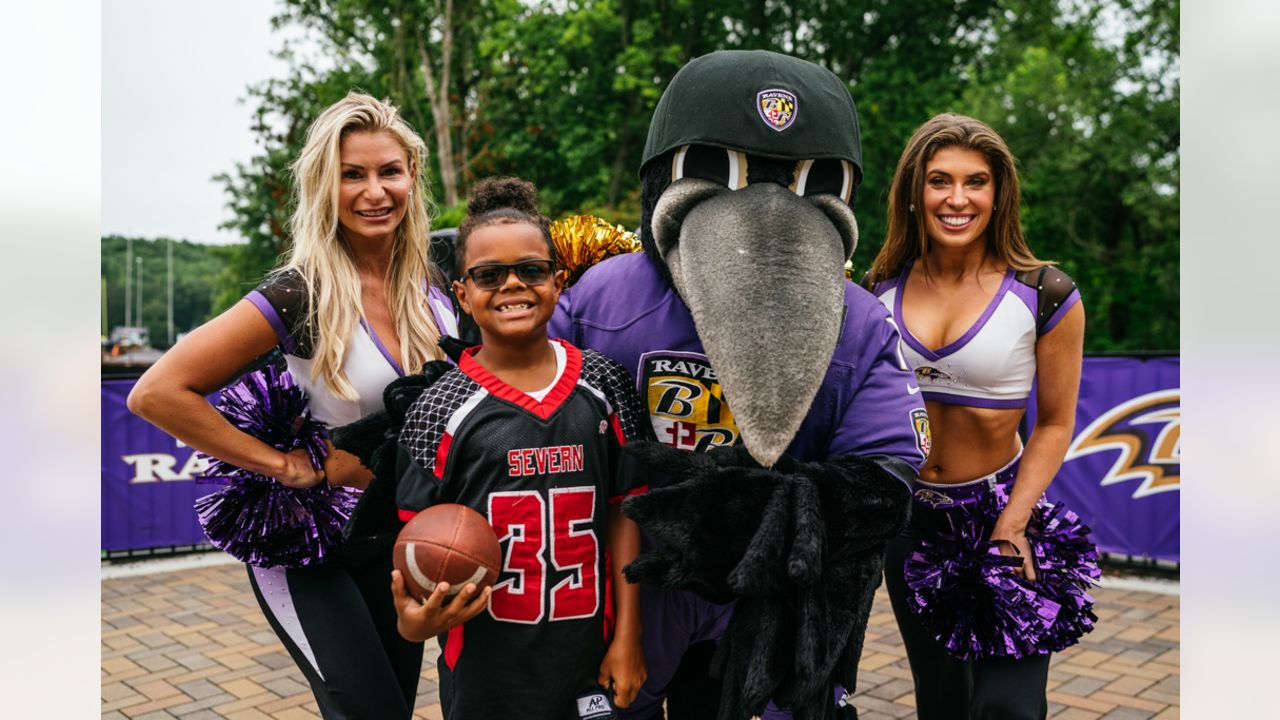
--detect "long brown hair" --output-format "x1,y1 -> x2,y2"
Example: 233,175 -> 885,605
866,113 -> 1048,286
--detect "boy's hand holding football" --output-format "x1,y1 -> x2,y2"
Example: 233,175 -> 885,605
390,569 -> 491,643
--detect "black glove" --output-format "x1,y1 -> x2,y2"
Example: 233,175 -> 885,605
619,442 -> 783,603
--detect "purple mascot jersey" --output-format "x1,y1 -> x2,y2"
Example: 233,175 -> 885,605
550,251 -> 927,718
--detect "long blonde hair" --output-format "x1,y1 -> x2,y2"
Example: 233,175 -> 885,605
866,113 -> 1049,286
283,91 -> 444,401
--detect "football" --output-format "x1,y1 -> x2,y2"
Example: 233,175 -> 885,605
394,503 -> 502,601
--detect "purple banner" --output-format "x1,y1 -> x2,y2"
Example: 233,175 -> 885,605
1032,356 -> 1180,562
101,379 -> 221,550
104,359 -> 1180,558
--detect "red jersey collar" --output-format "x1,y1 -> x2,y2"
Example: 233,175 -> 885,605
458,339 -> 583,420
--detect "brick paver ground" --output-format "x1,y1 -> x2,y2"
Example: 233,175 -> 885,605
102,562 -> 1178,719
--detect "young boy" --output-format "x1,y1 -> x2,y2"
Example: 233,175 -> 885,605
390,177 -> 648,719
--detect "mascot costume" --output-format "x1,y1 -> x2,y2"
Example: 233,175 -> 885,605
333,50 -> 928,720
550,50 -> 927,720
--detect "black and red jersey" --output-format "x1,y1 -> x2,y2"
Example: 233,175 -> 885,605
395,339 -> 650,719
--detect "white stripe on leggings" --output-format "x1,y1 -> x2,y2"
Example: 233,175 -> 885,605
252,565 -> 325,680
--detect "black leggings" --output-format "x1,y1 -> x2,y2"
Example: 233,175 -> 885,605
246,542 -> 424,720
883,509 -> 1050,720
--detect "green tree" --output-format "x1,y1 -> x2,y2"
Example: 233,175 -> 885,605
957,0 -> 1180,351
214,0 -> 1179,351
101,236 -> 228,348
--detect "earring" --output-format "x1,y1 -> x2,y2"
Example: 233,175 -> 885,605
908,203 -> 915,213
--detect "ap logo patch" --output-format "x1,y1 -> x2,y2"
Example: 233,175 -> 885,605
576,688 -> 615,719
757,89 -> 797,131
639,350 -> 740,452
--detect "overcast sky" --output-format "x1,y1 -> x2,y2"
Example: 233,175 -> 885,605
103,0 -> 290,245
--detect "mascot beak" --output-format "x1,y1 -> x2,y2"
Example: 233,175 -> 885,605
653,179 -> 857,467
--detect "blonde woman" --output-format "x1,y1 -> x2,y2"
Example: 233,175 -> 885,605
866,113 -> 1088,720
129,92 -> 461,719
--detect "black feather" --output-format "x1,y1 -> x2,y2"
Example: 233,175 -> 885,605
638,159 -> 674,285
620,443 -> 911,720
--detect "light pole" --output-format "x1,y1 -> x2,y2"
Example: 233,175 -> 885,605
124,237 -> 133,328
167,238 -> 174,346
136,256 -> 144,341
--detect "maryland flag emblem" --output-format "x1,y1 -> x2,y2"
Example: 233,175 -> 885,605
757,89 -> 797,131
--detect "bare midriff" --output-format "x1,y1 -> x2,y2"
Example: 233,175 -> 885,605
917,400 -> 1024,484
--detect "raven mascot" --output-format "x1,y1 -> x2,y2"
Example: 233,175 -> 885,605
549,50 -> 926,720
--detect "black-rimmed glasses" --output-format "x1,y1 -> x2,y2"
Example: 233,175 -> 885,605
461,259 -> 556,290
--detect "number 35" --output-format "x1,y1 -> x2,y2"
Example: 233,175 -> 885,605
487,487 -> 599,624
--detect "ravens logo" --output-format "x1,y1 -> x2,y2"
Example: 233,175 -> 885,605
913,488 -> 955,508
915,365 -> 955,383
1065,389 -> 1180,498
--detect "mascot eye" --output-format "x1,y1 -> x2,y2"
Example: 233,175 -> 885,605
791,159 -> 856,204
672,145 -> 749,190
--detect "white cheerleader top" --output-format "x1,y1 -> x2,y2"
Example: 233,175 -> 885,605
246,269 -> 459,426
872,264 -> 1080,409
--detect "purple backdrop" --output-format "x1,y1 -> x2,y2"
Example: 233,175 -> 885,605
101,379 -> 221,550
1032,356 -> 1180,562
103,358 -> 1181,559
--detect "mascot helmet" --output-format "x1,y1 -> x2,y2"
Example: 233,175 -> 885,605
642,50 -> 862,183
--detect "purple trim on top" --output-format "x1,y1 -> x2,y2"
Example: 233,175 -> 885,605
894,266 -> 1017,362
1009,277 -> 1039,316
1040,288 -> 1082,335
921,390 -> 1026,409
245,290 -> 295,354
360,318 -> 405,377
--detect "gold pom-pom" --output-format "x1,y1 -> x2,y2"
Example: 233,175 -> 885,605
550,215 -> 641,287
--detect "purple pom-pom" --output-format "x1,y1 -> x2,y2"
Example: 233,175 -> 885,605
205,364 -> 329,476
1026,498 -> 1101,651
903,486 -> 1099,660
195,364 -> 356,568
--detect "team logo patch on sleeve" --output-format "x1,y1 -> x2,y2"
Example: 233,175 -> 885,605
639,351 -> 740,452
910,407 -> 932,459
757,89 -> 797,131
